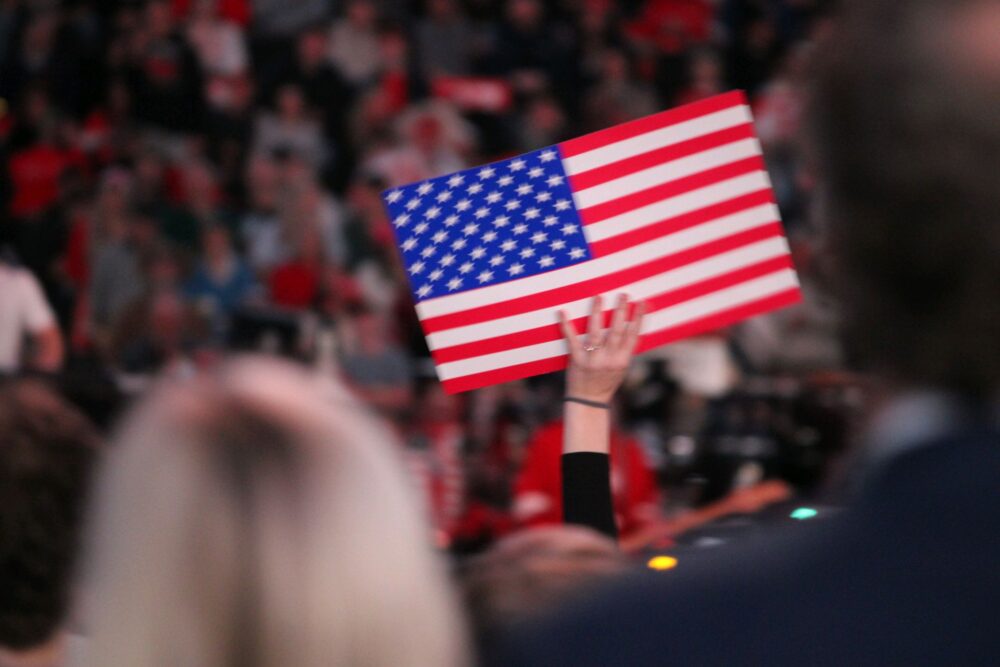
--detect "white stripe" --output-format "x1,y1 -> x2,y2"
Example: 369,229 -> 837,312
415,201 -> 779,320
584,171 -> 771,242
572,138 -> 762,209
436,269 -> 800,380
563,106 -> 753,175
426,236 -> 791,350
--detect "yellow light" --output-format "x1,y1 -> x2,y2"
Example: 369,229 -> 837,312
647,555 -> 678,571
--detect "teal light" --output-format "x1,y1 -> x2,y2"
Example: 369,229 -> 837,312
790,507 -> 819,521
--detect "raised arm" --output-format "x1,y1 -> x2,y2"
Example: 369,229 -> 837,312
557,295 -> 645,539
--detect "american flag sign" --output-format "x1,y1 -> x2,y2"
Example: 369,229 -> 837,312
383,91 -> 801,393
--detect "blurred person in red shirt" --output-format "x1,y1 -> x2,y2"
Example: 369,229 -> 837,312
513,417 -> 661,544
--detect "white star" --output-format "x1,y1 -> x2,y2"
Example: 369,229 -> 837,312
447,174 -> 465,188
416,182 -> 433,196
463,223 -> 479,236
531,231 -> 548,244
459,262 -> 474,274
525,207 -> 540,219
543,215 -> 559,226
470,246 -> 486,259
512,223 -> 528,235
504,199 -> 521,211
516,183 -> 533,196
429,269 -> 444,281
421,245 -> 438,258
440,253 -> 456,266
436,190 -> 453,203
539,149 -> 557,162
561,223 -> 577,235
536,191 -> 552,203
386,189 -> 403,203
550,239 -> 566,251
498,175 -> 514,187
456,199 -> 472,211
483,230 -> 498,242
555,199 -> 572,211
474,207 -> 490,219
432,230 -> 448,244
426,206 -> 441,219
444,214 -> 459,227
539,255 -> 555,268
509,158 -> 527,171
528,167 -> 544,178
447,277 -> 463,291
569,247 -> 586,259
489,255 -> 505,267
478,166 -> 496,180
486,191 -> 502,204
467,182 -> 484,195
406,197 -> 422,210
414,221 -> 429,234
393,213 -> 410,227
451,238 -> 467,251
477,270 -> 494,283
417,284 -> 432,298
520,247 -> 536,259
410,261 -> 425,274
508,263 -> 525,275
402,237 -> 418,251
500,239 -> 517,252
493,215 -> 510,227
547,174 -> 565,187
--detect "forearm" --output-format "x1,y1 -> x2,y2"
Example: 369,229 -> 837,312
562,400 -> 611,454
562,401 -> 617,539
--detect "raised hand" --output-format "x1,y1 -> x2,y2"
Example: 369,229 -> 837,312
558,294 -> 646,404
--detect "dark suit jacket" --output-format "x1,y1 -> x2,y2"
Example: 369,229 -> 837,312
498,425 -> 1000,666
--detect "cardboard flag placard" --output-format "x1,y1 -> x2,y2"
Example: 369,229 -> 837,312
382,91 -> 801,393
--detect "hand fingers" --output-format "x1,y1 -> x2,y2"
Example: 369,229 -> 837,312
558,309 -> 583,359
623,301 -> 647,353
606,293 -> 629,351
585,295 -> 604,348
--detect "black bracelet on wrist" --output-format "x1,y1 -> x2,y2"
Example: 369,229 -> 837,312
563,396 -> 611,409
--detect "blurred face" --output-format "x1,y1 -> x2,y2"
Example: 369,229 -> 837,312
347,0 -> 376,27
298,31 -> 327,67
429,0 -> 457,19
602,50 -> 628,81
508,0 -> 542,29
277,86 -> 306,119
202,228 -> 231,261
422,385 -> 461,423
412,116 -> 443,153
148,256 -> 180,289
145,1 -> 174,39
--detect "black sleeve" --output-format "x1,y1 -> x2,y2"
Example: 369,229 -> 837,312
561,452 -> 618,541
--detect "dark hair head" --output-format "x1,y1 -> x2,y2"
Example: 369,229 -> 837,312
810,0 -> 1000,397
0,381 -> 101,650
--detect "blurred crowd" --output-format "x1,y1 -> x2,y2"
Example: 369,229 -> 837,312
0,0 -> 848,552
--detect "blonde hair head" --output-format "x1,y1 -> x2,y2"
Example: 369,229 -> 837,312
82,357 -> 469,667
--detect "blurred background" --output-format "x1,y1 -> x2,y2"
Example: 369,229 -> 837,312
0,0 -> 855,555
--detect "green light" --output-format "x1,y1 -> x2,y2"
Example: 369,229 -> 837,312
790,507 -> 818,520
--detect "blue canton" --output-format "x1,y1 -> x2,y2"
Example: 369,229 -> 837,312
382,146 -> 592,302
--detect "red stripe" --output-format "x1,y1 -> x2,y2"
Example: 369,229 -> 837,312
568,123 -> 756,191
577,155 -> 767,225
420,222 -> 784,334
636,288 -> 802,353
589,190 -> 776,257
440,286 -> 801,394
442,355 -> 569,394
559,91 -> 748,158
431,256 -> 795,363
